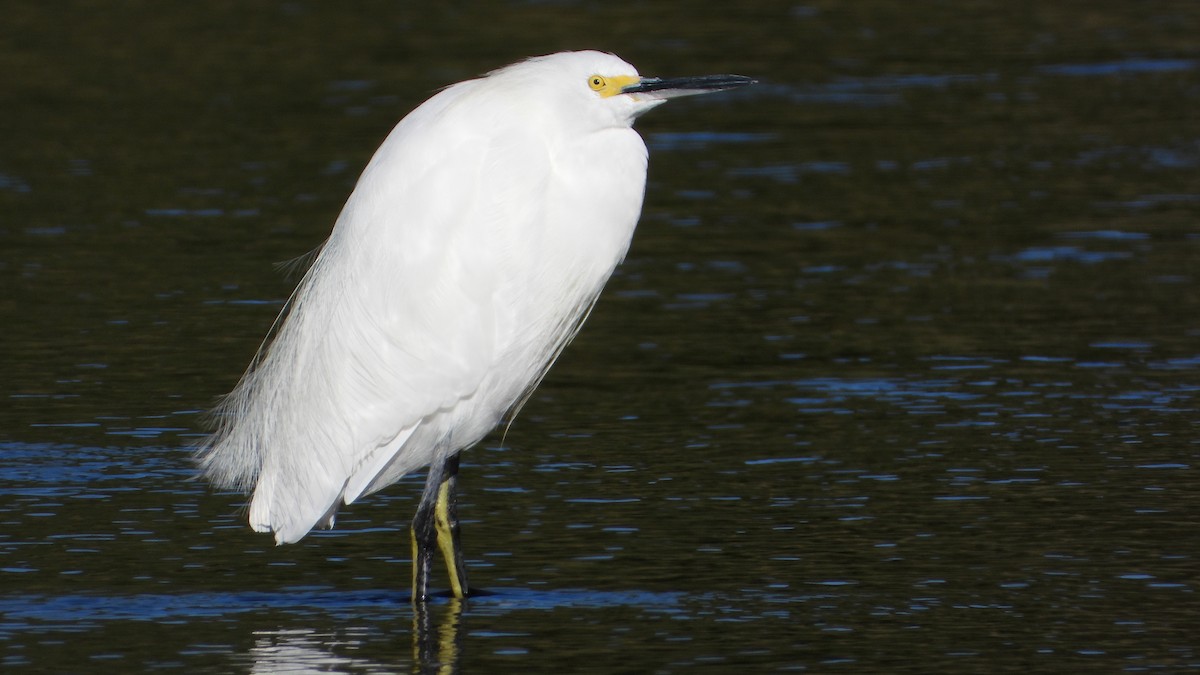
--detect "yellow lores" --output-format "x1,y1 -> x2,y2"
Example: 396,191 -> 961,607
588,73 -> 642,97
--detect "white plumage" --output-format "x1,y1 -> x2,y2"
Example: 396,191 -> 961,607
198,52 -> 655,543
197,52 -> 753,561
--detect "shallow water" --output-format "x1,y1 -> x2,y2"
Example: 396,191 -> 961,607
3,1 -> 1200,672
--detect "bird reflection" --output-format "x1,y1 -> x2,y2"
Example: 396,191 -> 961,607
244,600 -> 464,674
248,628 -> 366,673
412,597 -> 465,675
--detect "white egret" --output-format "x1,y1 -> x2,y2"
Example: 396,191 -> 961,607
197,51 -> 754,603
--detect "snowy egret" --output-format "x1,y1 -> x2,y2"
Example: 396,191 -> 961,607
197,51 -> 754,602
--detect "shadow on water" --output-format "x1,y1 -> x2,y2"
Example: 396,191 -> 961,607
0,586 -> 680,627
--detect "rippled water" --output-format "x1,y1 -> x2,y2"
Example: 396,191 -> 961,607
3,1 -> 1200,672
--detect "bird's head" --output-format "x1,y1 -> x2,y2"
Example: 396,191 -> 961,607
496,51 -> 755,130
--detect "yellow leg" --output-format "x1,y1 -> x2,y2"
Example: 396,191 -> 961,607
434,458 -> 469,599
411,452 -> 469,603
410,525 -> 422,602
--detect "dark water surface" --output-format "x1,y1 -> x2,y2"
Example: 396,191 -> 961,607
3,1 -> 1199,672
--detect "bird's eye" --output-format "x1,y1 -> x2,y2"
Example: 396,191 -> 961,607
588,75 -> 607,91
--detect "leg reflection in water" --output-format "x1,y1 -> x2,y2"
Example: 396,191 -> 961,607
412,597 -> 465,675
